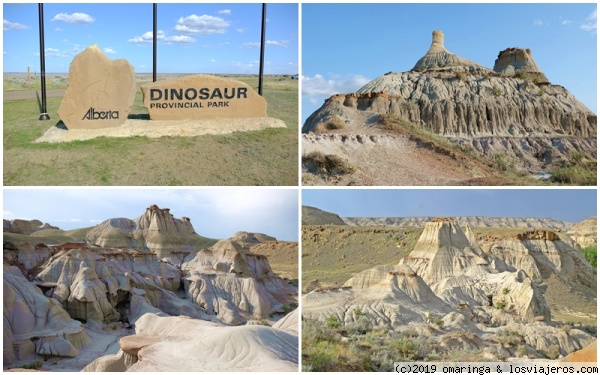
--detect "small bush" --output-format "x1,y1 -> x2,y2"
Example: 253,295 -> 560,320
517,345 -> 528,358
427,312 -> 444,328
325,314 -> 341,329
455,71 -> 467,82
582,244 -> 597,268
492,85 -> 504,96
537,86 -> 546,96
496,300 -> 507,310
303,151 -> 355,176
353,307 -> 364,317
496,329 -> 524,347
515,70 -> 528,80
502,287 -> 510,295
543,344 -> 561,360
315,116 -> 346,133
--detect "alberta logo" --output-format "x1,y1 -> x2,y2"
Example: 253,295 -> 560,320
82,107 -> 119,120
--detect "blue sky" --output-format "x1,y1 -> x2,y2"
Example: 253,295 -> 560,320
302,189 -> 597,223
3,3 -> 298,74
302,3 -> 597,122
3,188 -> 299,241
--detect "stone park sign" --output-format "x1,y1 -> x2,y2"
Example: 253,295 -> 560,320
57,45 -> 136,130
140,75 -> 267,121
56,45 -> 272,130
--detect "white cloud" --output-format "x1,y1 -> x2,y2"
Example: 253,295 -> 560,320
128,30 -> 165,43
51,12 -> 95,24
533,18 -> 544,26
561,19 -> 573,26
217,9 -> 231,15
54,27 -> 62,31
4,19 -> 28,31
44,46 -> 82,57
240,40 -> 289,48
174,14 -> 230,35
236,28 -> 246,33
210,59 -> 217,63
103,47 -> 117,54
302,74 -> 371,97
580,10 -> 597,32
164,35 -> 195,44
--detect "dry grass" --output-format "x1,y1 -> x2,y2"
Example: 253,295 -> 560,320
314,116 -> 347,133
302,151 -> 355,176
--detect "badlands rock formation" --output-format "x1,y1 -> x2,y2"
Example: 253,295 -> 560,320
342,215 -> 573,230
303,30 -> 596,174
83,312 -> 298,372
567,217 -> 597,248
303,218 -> 595,359
302,205 -> 347,225
3,207 -> 297,371
3,219 -> 59,235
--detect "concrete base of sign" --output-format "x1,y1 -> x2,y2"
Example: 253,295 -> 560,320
34,117 -> 286,143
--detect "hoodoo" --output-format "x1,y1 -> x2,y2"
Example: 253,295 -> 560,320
412,30 -> 486,71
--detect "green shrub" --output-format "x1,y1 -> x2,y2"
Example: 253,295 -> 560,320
515,70 -> 528,80
582,244 -> 597,268
496,300 -> 507,310
502,287 -> 510,295
492,85 -> 504,96
325,314 -> 341,329
496,329 -> 524,347
353,307 -> 364,317
550,161 -> 597,186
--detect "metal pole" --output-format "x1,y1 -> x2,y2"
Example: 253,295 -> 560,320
38,3 -> 50,120
153,3 -> 157,82
258,3 -> 266,96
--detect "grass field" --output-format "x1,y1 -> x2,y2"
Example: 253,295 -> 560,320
3,75 -> 298,186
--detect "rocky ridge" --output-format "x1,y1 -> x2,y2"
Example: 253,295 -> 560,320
302,30 -> 596,175
342,216 -> 573,230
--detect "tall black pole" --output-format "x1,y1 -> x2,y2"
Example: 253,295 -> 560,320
153,3 -> 157,82
258,3 -> 266,96
38,3 -> 50,120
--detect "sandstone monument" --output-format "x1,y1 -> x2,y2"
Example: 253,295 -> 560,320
57,45 -> 136,130
3,208 -> 298,371
302,30 -> 596,185
141,74 -> 268,120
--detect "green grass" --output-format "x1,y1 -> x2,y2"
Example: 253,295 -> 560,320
4,76 -> 298,186
550,160 -> 597,186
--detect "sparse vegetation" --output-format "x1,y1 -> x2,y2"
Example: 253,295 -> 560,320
495,300 -> 507,310
492,85 -> 504,96
17,360 -> 43,370
515,70 -> 528,80
455,71 -> 467,82
502,287 -> 510,295
537,86 -> 546,96
495,329 -> 524,347
315,116 -> 347,133
302,151 -> 355,176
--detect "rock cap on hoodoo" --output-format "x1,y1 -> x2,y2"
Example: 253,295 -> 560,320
493,47 -> 549,83
412,30 -> 485,71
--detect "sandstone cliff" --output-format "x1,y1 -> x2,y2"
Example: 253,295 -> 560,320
567,217 -> 597,248
3,219 -> 59,235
